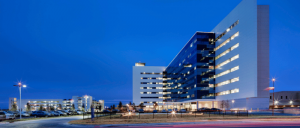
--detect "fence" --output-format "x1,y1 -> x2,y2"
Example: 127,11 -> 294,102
82,110 -> 249,120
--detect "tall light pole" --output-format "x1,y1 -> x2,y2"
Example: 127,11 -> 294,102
13,82 -> 26,119
272,78 -> 275,116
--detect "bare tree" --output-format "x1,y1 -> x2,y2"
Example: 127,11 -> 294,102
153,102 -> 158,110
139,103 -> 144,109
26,103 -> 31,112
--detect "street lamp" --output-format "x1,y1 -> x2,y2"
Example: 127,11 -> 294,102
272,78 -> 275,116
13,82 -> 27,119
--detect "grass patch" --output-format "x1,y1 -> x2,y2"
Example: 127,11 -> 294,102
69,113 -> 300,125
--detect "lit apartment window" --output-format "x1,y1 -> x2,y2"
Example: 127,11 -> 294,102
217,88 -> 239,96
231,54 -> 239,61
231,43 -> 239,51
215,31 -> 239,51
216,54 -> 239,69
215,66 -> 239,78
231,77 -> 239,83
216,43 -> 239,60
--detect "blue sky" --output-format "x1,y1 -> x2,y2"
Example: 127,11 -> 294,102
0,0 -> 300,109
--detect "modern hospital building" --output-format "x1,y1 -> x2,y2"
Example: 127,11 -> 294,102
133,0 -> 270,110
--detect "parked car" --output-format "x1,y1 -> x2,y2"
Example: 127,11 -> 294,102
49,111 -> 59,116
138,109 -> 144,113
44,111 -> 53,117
179,109 -> 187,113
3,111 -> 15,120
7,111 -> 18,116
173,108 -> 178,112
56,111 -> 67,116
167,109 -> 172,112
161,109 -> 167,113
76,110 -> 83,115
112,109 -> 119,113
21,112 -> 30,117
152,110 -> 157,113
102,110 -> 111,113
33,111 -> 48,117
0,111 -> 7,121
211,108 -> 221,111
198,107 -> 209,111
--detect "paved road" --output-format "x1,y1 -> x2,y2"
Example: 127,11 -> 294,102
0,116 -> 92,128
2,116 -> 300,128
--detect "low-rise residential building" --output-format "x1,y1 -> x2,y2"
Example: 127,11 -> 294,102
9,95 -> 104,112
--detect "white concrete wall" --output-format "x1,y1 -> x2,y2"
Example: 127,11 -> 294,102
132,65 -> 165,107
210,0 -> 269,110
212,0 -> 258,101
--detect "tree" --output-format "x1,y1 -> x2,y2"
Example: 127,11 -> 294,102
71,104 -> 75,111
153,102 -> 158,110
10,103 -> 17,111
26,103 -> 31,112
50,106 -> 55,111
99,105 -> 102,111
58,104 -> 62,110
139,103 -> 144,109
39,105 -> 43,111
132,103 -> 136,111
112,104 -> 115,110
82,104 -> 85,112
110,105 -> 113,110
220,100 -> 230,110
129,101 -> 132,106
118,101 -> 123,110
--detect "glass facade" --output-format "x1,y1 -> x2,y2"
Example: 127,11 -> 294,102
163,32 -> 215,102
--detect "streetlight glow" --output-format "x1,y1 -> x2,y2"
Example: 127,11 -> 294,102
23,85 -> 27,88
232,100 -> 235,103
272,78 -> 275,82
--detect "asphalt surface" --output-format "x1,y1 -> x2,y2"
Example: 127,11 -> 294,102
1,115 -> 300,128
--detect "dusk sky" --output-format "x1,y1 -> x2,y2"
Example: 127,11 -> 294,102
1,0 -> 300,109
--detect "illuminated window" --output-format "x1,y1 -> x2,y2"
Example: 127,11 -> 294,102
216,54 -> 239,69
215,66 -> 239,78
215,31 -> 239,51
231,77 -> 239,83
231,66 -> 239,72
231,54 -> 239,61
216,43 -> 239,60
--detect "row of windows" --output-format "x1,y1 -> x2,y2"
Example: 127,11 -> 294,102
141,77 -> 171,80
215,43 -> 239,60
216,88 -> 239,96
141,101 -> 163,104
215,77 -> 239,87
141,97 -> 170,99
140,87 -> 163,89
215,20 -> 239,43
215,31 -> 239,51
141,82 -> 163,84
140,72 -> 162,75
215,66 -> 239,78
270,96 -> 289,99
140,92 -> 171,94
215,54 -> 239,69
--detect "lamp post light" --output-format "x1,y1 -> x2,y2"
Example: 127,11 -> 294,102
272,78 -> 275,116
13,82 -> 26,119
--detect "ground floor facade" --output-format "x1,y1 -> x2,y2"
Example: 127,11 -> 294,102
142,97 -> 269,111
